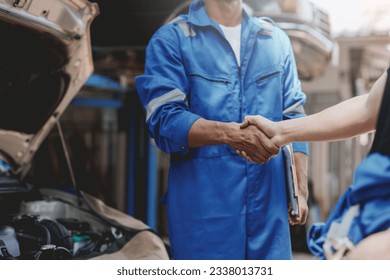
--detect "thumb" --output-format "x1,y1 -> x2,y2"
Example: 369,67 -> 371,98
244,115 -> 268,129
240,117 -> 251,129
244,115 -> 278,139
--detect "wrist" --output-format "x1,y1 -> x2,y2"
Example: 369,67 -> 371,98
272,122 -> 288,147
297,186 -> 309,201
278,120 -> 300,147
218,122 -> 239,145
188,119 -> 239,147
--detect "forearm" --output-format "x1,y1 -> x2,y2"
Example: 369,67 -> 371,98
289,151 -> 308,225
188,118 -> 237,147
280,95 -> 374,145
279,70 -> 387,145
293,152 -> 308,200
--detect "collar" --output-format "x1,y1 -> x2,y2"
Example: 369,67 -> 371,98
187,0 -> 213,27
187,0 -> 271,34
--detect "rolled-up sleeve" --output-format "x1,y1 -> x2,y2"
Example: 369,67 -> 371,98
135,34 -> 200,154
281,34 -> 309,155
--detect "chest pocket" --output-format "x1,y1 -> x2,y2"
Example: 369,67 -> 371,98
251,67 -> 283,120
188,74 -> 238,122
187,73 -> 238,158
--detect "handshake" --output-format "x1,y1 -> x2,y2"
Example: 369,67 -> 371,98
229,115 -> 286,164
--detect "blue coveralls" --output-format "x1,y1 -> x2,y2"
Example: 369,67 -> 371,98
136,0 -> 308,260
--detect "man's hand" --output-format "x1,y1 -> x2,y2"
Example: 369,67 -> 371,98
289,191 -> 308,225
236,115 -> 285,162
224,122 -> 280,164
241,115 -> 286,147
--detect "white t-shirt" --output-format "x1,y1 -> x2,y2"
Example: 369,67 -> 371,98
219,24 -> 242,66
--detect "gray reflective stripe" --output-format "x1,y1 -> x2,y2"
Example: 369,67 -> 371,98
323,205 -> 360,257
146,89 -> 187,120
259,19 -> 273,29
326,205 -> 360,241
258,18 -> 273,35
168,16 -> 183,24
283,102 -> 306,115
177,21 -> 197,37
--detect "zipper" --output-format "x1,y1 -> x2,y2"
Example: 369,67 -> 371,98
238,66 -> 242,118
255,71 -> 281,83
189,74 -> 230,84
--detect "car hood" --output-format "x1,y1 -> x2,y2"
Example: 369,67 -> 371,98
0,0 -> 98,176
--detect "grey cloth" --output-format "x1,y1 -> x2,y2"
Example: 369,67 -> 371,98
0,226 -> 20,257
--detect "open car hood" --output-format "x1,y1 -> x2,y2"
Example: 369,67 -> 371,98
0,0 -> 98,176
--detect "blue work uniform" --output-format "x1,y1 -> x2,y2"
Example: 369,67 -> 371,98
136,0 -> 308,260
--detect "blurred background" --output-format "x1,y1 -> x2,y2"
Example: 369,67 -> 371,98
25,0 -> 390,256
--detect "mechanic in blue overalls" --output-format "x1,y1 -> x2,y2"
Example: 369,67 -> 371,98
136,0 -> 308,259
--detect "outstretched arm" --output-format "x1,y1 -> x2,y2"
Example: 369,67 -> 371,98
242,70 -> 387,147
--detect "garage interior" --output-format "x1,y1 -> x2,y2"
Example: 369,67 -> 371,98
2,0 -> 389,259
